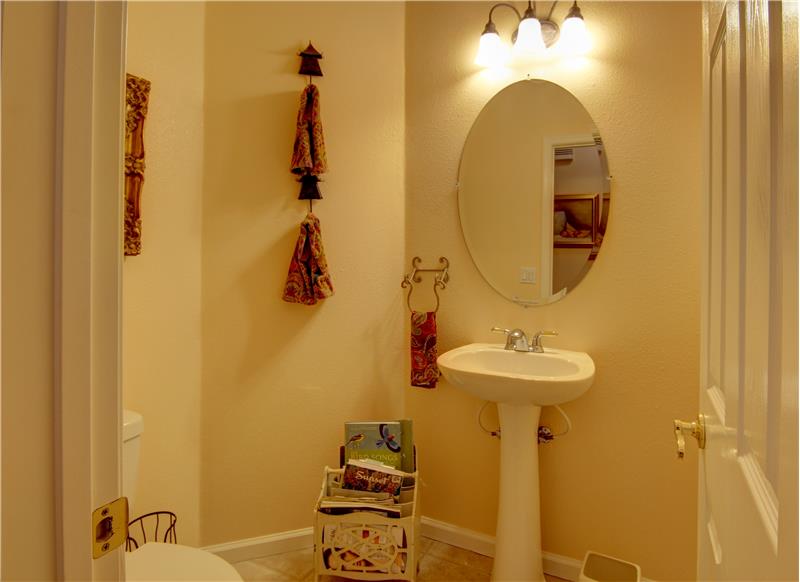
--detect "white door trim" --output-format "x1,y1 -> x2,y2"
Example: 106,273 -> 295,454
0,1 -> 4,570
540,134 -> 595,297
54,2 -> 126,579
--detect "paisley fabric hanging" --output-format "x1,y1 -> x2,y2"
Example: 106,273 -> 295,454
290,84 -> 327,177
282,213 -> 334,305
410,311 -> 439,388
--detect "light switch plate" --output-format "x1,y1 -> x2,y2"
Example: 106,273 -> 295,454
520,267 -> 536,284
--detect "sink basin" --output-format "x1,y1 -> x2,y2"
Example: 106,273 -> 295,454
437,343 -> 595,405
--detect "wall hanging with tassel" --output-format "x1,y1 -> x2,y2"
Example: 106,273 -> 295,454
282,42 -> 334,305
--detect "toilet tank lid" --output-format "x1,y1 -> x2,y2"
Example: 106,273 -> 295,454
123,409 -> 144,441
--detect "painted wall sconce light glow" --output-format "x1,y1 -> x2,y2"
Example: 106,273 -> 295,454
475,0 -> 591,67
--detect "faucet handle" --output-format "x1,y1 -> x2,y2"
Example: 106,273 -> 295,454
530,330 -> 558,352
533,330 -> 558,339
491,327 -> 513,350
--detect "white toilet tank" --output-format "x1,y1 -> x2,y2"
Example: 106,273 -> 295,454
121,409 -> 242,581
122,409 -> 144,510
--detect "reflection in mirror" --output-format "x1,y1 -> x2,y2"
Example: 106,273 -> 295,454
552,141 -> 610,294
458,80 -> 610,306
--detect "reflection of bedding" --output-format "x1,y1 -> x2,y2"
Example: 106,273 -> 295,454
554,209 -> 592,241
560,220 -> 590,238
554,211 -> 591,239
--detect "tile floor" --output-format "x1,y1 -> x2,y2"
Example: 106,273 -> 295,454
230,537 -> 566,581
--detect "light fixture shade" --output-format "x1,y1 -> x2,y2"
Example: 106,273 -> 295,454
559,9 -> 591,55
475,31 -> 510,67
513,17 -> 546,56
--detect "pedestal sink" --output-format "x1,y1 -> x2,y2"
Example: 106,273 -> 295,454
437,343 -> 595,582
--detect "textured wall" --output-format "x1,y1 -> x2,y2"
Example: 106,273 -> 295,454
123,1 -> 205,546
405,3 -> 702,580
200,2 -> 406,545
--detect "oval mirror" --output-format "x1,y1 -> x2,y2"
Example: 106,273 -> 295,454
458,80 -> 610,306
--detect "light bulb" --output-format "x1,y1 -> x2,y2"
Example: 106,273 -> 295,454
475,30 -> 510,68
559,5 -> 591,55
513,17 -> 546,57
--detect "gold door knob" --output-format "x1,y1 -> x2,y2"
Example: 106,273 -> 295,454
673,414 -> 706,459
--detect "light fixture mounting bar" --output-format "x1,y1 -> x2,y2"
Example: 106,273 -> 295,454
539,19 -> 560,47
487,2 -> 523,24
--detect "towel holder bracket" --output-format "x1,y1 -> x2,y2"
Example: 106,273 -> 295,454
402,256 -> 449,313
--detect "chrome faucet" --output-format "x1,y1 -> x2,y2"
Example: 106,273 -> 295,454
491,327 -> 529,351
491,327 -> 559,353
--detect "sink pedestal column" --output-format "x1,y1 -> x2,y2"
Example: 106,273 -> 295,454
493,403 -> 544,582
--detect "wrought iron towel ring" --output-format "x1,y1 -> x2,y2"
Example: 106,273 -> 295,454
401,256 -> 449,313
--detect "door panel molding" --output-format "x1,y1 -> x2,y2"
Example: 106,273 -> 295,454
699,1 -> 797,580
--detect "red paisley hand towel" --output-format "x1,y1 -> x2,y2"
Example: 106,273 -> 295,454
290,84 -> 327,176
282,213 -> 334,305
411,311 -> 438,388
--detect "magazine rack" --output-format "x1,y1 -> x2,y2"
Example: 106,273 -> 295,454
313,465 -> 419,581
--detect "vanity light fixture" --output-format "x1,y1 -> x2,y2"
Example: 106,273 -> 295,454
475,0 -> 591,67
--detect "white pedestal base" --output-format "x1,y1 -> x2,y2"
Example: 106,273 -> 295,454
491,403 -> 544,582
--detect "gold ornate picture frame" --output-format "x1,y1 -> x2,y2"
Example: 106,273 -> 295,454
124,73 -> 151,256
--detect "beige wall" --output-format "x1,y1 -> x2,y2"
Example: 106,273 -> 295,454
123,1 -> 205,547
1,3 -> 59,579
406,3 -> 702,581
200,2 -> 406,545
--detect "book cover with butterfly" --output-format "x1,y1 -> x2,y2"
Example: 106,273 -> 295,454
343,421 -> 403,469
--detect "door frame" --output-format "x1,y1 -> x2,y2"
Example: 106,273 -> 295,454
0,1 -> 4,569
54,2 -> 126,579
541,133 -> 596,297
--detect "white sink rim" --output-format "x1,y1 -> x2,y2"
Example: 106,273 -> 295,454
437,342 -> 595,406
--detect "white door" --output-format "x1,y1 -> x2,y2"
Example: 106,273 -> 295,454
697,1 -> 797,580
55,2 -> 127,579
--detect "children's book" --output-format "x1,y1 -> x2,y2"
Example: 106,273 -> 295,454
344,421 -> 402,468
342,459 -> 405,496
398,418 -> 414,473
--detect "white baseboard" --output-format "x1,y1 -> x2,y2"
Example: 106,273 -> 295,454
202,527 -> 313,564
541,551 -> 583,581
204,517 -> 652,582
420,516 -> 496,558
420,516 -> 583,582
